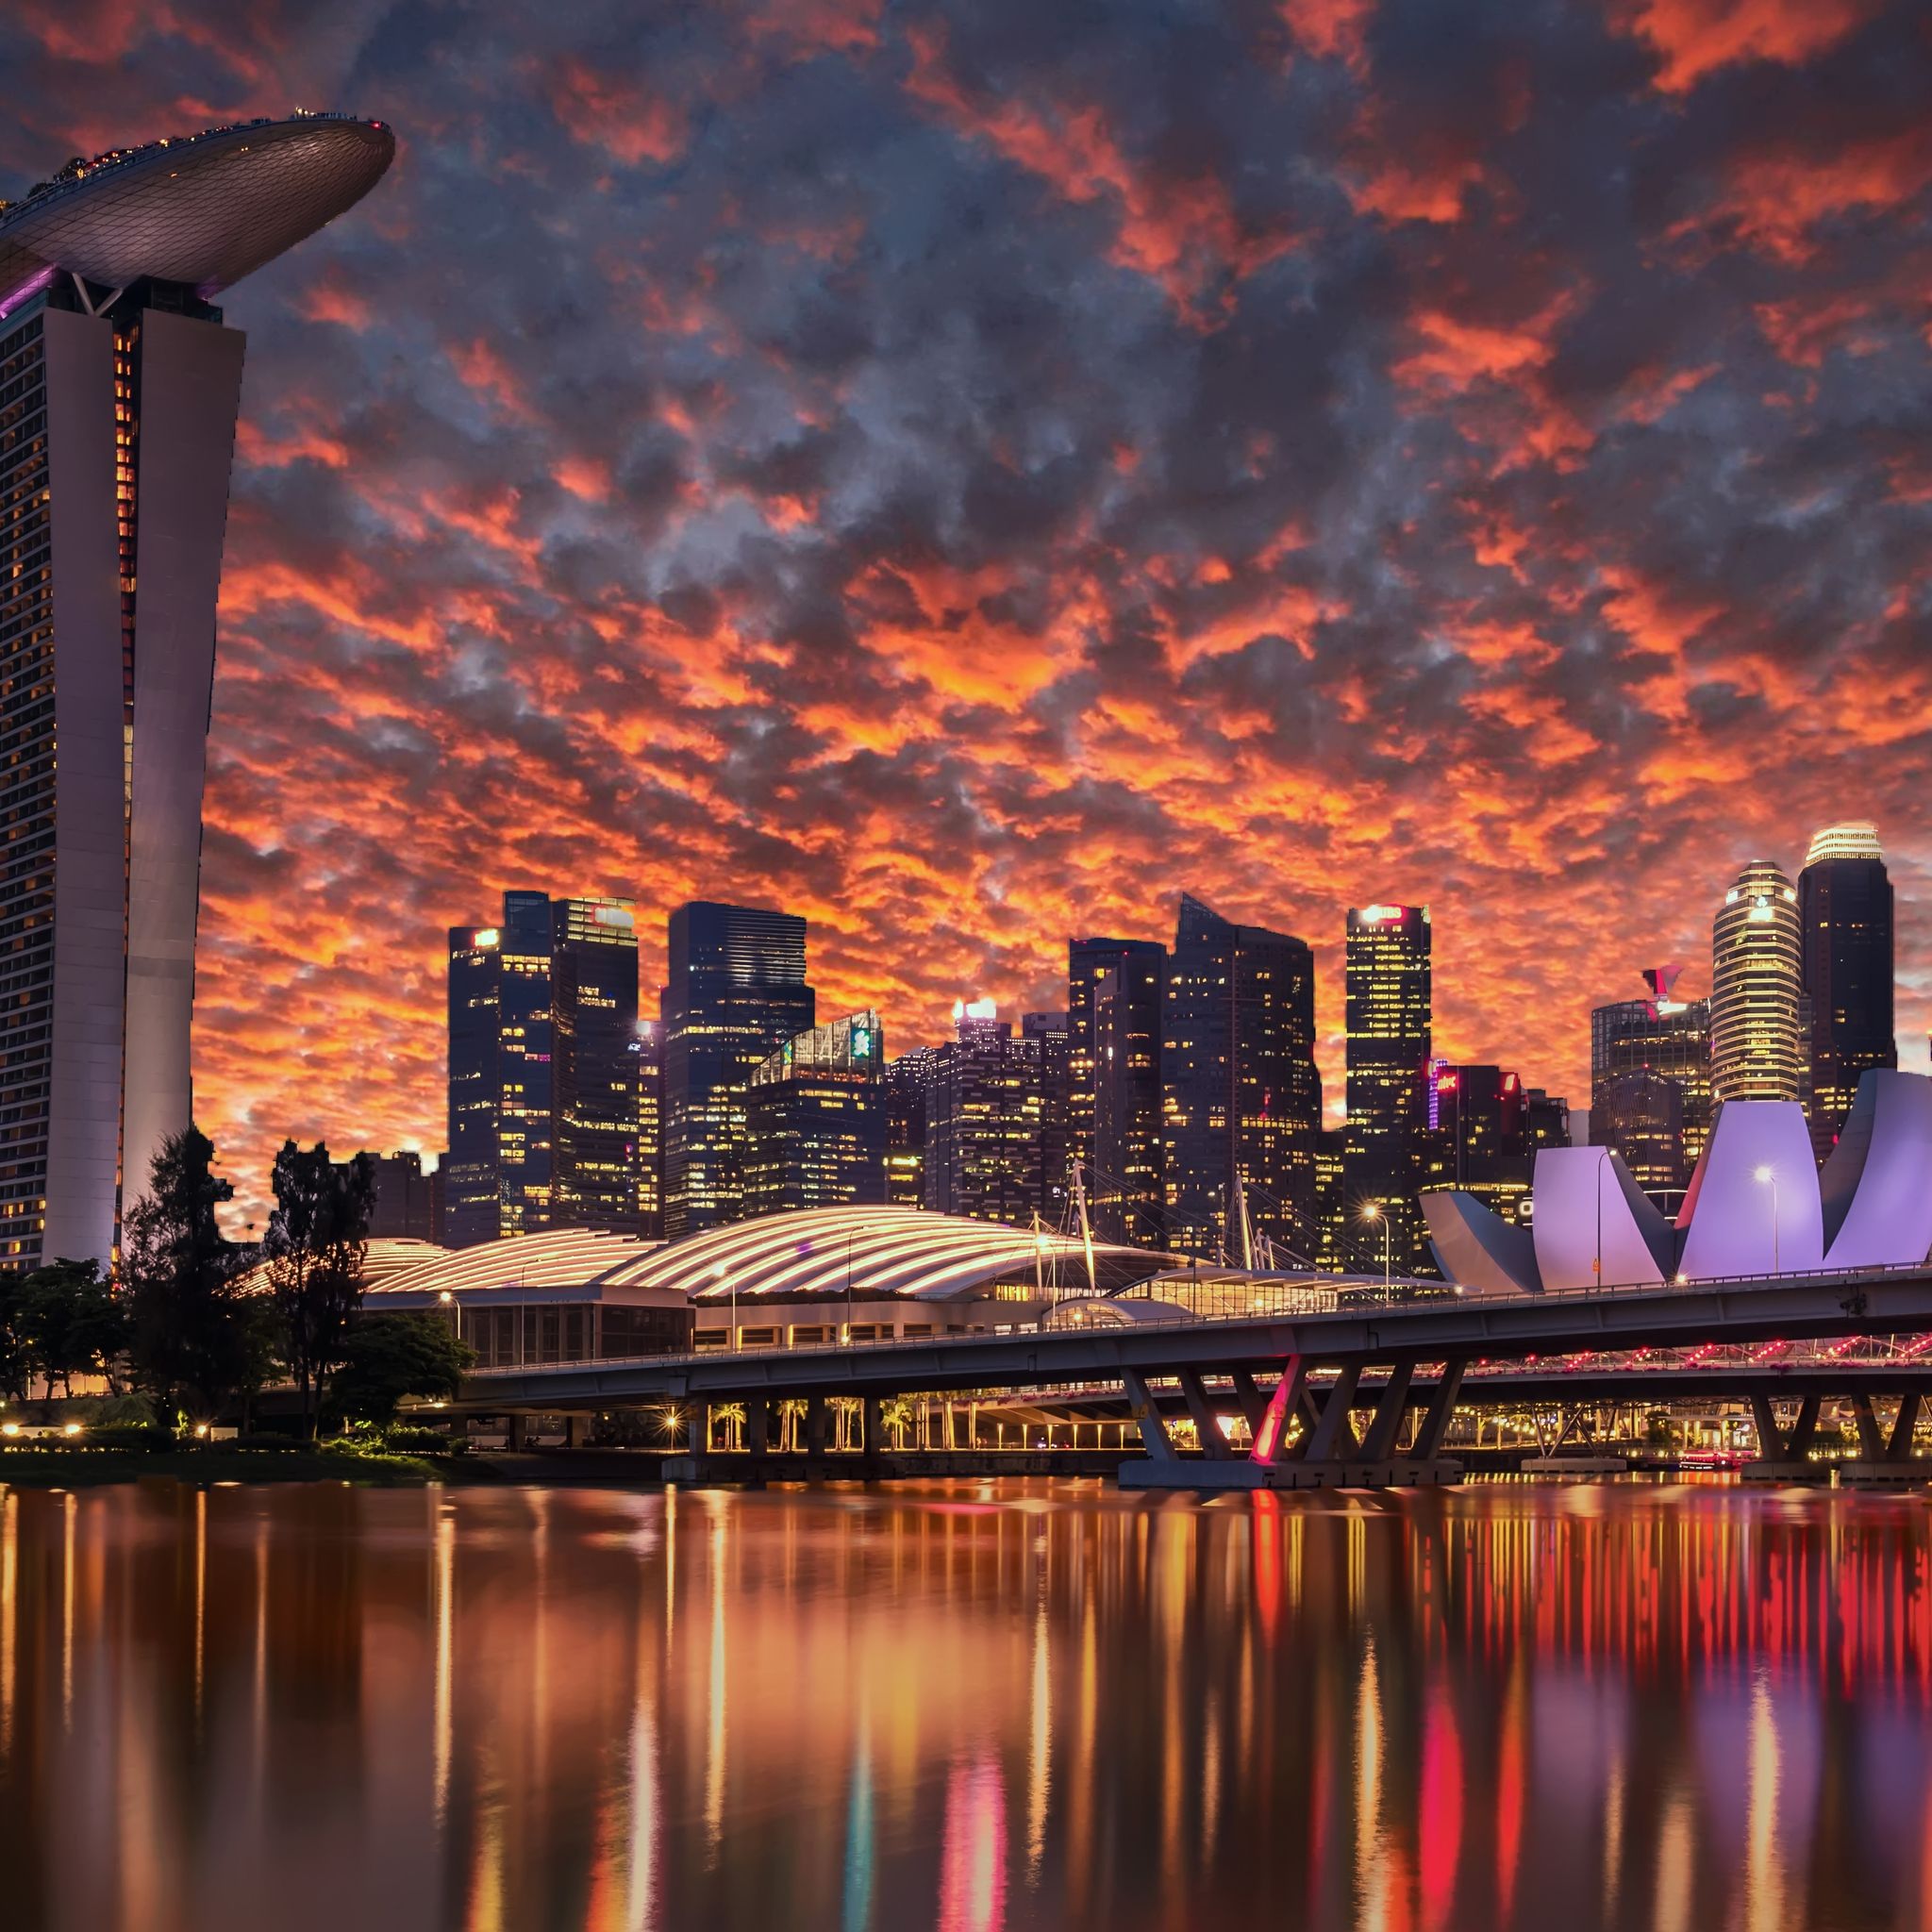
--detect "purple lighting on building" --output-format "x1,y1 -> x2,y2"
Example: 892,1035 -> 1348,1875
0,266 -> 57,325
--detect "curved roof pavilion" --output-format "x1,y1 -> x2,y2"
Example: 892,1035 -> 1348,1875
605,1206 -> 1164,1302
0,113 -> 393,307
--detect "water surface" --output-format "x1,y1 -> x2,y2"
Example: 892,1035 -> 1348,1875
1,1476 -> 1928,1930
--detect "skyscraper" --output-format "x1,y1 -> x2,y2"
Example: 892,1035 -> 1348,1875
1709,860 -> 1803,1106
1591,966 -> 1711,1208
1799,822 -> 1895,1159
551,898 -> 643,1233
924,1002 -> 1052,1225
662,902 -> 814,1239
1420,1063 -> 1533,1224
0,115 -> 392,1264
743,1011 -> 887,1214
884,1046 -> 938,1209
366,1151 -> 436,1241
1023,1011 -> 1073,1224
1344,904 -> 1432,1273
443,891 -> 554,1247
1162,894 -> 1322,1263
634,1016 -> 663,1240
1069,938 -> 1167,1244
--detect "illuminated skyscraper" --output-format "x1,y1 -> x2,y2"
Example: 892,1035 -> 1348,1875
1709,860 -> 1803,1106
1344,904 -> 1432,1273
551,897 -> 644,1234
1162,894 -> 1322,1262
0,115 -> 392,1264
443,891 -> 554,1248
662,902 -> 815,1238
924,1002 -> 1055,1225
634,1016 -> 663,1240
1799,822 -> 1894,1159
1421,1063 -> 1532,1224
1591,966 -> 1711,1208
1069,937 -> 1167,1244
743,1011 -> 886,1214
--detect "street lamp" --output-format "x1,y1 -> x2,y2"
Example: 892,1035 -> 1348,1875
1359,1204 -> 1391,1291
1754,1165 -> 1779,1275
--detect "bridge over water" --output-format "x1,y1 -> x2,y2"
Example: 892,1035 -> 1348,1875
433,1262 -> 1932,1490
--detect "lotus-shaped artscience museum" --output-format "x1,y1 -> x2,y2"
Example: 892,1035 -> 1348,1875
1424,1071 -> 1932,1294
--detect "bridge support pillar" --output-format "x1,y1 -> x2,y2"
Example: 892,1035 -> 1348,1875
861,1395 -> 884,1476
1889,1393 -> 1922,1458
564,1414 -> 588,1449
804,1394 -> 830,1476
1304,1363 -> 1361,1463
1176,1369 -> 1234,1458
1359,1359 -> 1416,1463
506,1413 -> 527,1452
1229,1370 -> 1268,1438
1743,1392 -> 1830,1483
1413,1360 -> 1465,1461
1248,1358 -> 1306,1465
1851,1392 -> 1886,1461
1122,1368 -> 1176,1460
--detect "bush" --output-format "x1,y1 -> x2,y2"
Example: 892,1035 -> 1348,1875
383,1424 -> 465,1456
230,1432 -> 305,1453
84,1423 -> 175,1453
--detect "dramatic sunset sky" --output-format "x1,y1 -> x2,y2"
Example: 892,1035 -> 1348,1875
5,0 -> 1929,1211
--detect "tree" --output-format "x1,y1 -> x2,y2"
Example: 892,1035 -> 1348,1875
19,1259 -> 127,1398
263,1141 -> 375,1437
121,1126 -> 254,1425
0,1274 -> 31,1404
328,1313 -> 474,1429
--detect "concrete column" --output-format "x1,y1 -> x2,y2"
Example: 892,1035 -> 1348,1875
1248,1357 -> 1307,1466
1748,1391 -> 1785,1460
506,1413 -> 526,1452
1412,1360 -> 1466,1461
805,1394 -> 830,1471
1787,1394 -> 1822,1458
564,1414 -> 588,1448
1228,1370 -> 1269,1435
1850,1393 -> 1885,1461
862,1395 -> 885,1474
746,1398 -> 772,1457
1304,1362 -> 1361,1462
1176,1369 -> 1233,1459
1122,1368 -> 1176,1459
1889,1392 -> 1923,1460
1359,1359 -> 1416,1463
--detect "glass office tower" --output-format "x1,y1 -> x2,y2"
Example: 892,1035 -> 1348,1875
743,1010 -> 887,1214
661,902 -> 815,1238
1798,822 -> 1894,1159
1343,903 -> 1433,1273
1710,860 -> 1804,1106
1069,937 -> 1167,1244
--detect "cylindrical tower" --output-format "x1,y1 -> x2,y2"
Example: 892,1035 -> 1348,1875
1709,859 -> 1803,1104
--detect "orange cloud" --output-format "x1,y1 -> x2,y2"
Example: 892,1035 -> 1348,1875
1614,0 -> 1883,93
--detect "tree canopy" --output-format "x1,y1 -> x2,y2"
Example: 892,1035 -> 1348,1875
263,1141 -> 374,1435
329,1313 -> 474,1427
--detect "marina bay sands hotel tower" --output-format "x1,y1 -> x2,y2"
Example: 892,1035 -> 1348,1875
0,115 -> 393,1266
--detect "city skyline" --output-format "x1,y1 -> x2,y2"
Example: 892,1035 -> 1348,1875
4,8 -> 1927,1225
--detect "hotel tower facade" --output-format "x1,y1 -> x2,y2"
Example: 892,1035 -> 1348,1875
0,116 -> 392,1264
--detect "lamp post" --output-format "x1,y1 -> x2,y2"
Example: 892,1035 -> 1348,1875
1360,1204 -> 1391,1292
1755,1164 -> 1779,1275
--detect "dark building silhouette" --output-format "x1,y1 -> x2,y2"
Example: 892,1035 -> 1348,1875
884,1046 -> 939,1208
1590,967 -> 1709,1211
743,1012 -> 887,1214
366,1151 -> 436,1241
1344,904 -> 1432,1273
1069,938 -> 1167,1245
662,902 -> 815,1238
1799,823 -> 1895,1161
1421,1063 -> 1533,1223
1161,894 -> 1322,1264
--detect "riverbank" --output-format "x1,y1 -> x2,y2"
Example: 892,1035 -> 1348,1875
0,1446 -> 491,1488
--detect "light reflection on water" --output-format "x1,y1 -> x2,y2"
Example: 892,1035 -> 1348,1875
1,1478 -> 1930,1930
